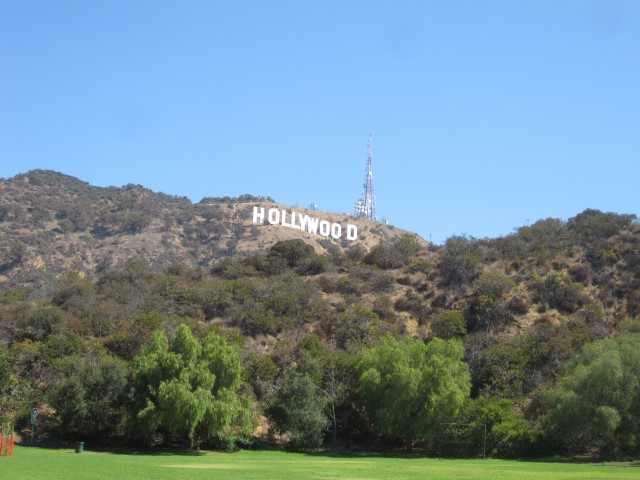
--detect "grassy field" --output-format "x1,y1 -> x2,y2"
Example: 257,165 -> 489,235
1,446 -> 639,480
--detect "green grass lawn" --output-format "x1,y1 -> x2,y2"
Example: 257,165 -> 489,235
1,446 -> 639,480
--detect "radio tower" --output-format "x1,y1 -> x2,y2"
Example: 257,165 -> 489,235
354,132 -> 377,221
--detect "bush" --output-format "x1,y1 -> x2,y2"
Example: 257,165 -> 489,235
568,209 -> 637,244
269,239 -> 315,269
19,306 -> 67,341
296,254 -> 327,275
364,234 -> 422,269
529,271 -> 586,313
334,305 -> 380,351
467,273 -> 516,332
438,235 -> 482,287
431,310 -> 467,339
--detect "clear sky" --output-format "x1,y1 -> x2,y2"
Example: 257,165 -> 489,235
1,1 -> 638,244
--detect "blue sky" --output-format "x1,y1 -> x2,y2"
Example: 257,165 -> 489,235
1,0 -> 638,244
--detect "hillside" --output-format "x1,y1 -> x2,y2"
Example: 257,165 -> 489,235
0,169 -> 639,458
0,170 -> 412,296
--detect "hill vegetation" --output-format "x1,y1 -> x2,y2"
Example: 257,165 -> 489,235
1,170 -> 639,458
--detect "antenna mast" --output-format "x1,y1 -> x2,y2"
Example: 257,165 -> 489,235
354,132 -> 377,221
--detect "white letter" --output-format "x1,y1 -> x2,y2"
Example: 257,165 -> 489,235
346,224 -> 358,240
331,223 -> 342,239
290,212 -> 301,230
307,216 -> 319,234
319,220 -> 330,237
281,209 -> 291,227
299,214 -> 309,231
253,206 -> 265,224
268,208 -> 280,225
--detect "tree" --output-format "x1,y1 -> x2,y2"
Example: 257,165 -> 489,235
568,209 -> 637,243
320,350 -> 354,449
265,366 -> 329,449
297,336 -> 357,449
131,324 -> 252,448
269,239 -> 314,269
364,233 -> 422,269
542,334 -> 640,457
438,235 -> 482,287
357,336 -> 471,445
456,397 -> 533,457
48,351 -> 129,438
0,347 -> 36,426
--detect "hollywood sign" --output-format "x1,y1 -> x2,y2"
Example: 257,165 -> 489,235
252,206 -> 358,241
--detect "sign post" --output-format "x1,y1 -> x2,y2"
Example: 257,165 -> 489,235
30,407 -> 37,445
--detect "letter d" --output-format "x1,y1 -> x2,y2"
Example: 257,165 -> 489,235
346,224 -> 358,241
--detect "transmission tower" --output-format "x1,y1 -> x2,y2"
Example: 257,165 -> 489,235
354,132 -> 377,221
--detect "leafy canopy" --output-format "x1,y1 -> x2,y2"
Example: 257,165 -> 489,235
131,324 -> 250,447
544,334 -> 640,456
357,336 -> 471,443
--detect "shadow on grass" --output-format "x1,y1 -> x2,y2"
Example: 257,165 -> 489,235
302,450 -> 640,468
19,443 -> 207,457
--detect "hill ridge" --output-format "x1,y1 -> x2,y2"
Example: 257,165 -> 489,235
0,169 -> 416,295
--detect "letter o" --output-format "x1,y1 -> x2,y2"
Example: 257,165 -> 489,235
268,208 -> 280,225
319,220 -> 330,236
331,223 -> 342,239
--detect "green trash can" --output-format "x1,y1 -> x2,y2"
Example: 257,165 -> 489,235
75,442 -> 84,453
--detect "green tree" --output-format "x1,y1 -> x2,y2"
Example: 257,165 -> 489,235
296,336 -> 358,449
48,351 -> 129,438
265,366 -> 329,449
456,397 -> 533,457
543,334 -> 640,457
357,336 -> 471,445
131,324 -> 252,448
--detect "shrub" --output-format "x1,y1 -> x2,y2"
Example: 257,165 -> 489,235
529,271 -> 586,313
364,234 -> 422,269
431,310 -> 467,339
438,235 -> 482,287
467,273 -> 516,332
18,306 -> 67,341
568,209 -> 637,243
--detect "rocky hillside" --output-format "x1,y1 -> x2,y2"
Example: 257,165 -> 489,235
0,170 -> 413,296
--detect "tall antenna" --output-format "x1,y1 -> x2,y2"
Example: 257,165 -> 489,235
354,132 -> 377,221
